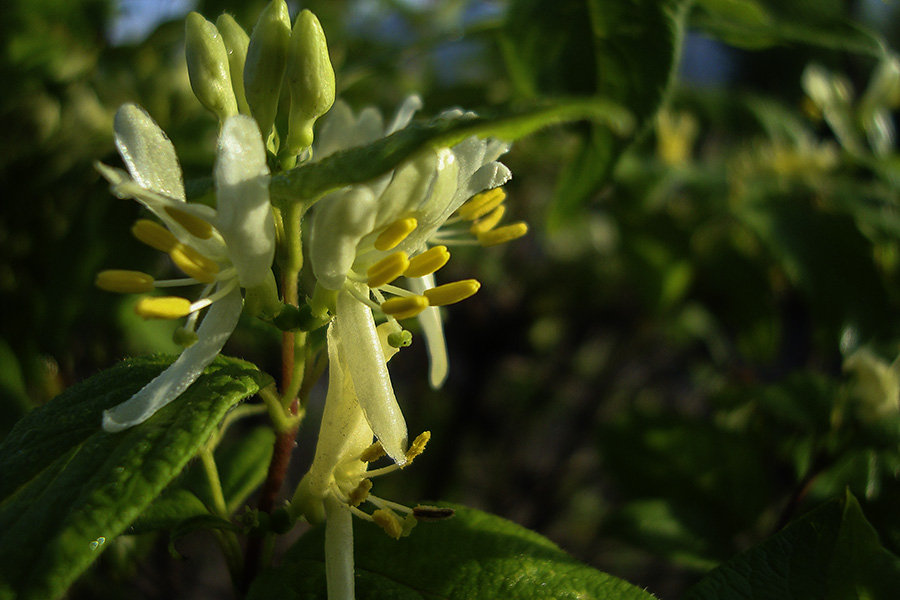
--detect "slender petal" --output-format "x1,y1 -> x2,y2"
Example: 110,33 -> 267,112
102,286 -> 243,432
386,95 -> 423,135
409,275 -> 448,388
305,324 -> 372,493
324,496 -> 356,600
113,104 -> 186,201
215,115 -> 275,288
335,288 -> 408,464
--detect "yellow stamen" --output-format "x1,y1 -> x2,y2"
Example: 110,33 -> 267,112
477,222 -> 528,247
423,279 -> 481,306
165,206 -> 214,239
132,219 -> 178,252
404,431 -> 430,465
367,252 -> 410,288
381,295 -> 429,320
169,245 -> 220,284
404,246 -> 450,278
469,204 -> 506,235
95,270 -> 155,294
372,509 -> 404,539
135,296 -> 193,320
360,441 -> 386,462
374,217 -> 418,251
457,187 -> 506,221
348,479 -> 373,507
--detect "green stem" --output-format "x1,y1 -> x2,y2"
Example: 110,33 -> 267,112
199,446 -> 229,519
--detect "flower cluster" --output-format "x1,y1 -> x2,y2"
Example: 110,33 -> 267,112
95,2 -> 528,598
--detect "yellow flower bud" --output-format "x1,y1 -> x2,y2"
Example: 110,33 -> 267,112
215,13 -> 251,115
284,9 -> 336,155
185,12 -> 238,121
243,0 -> 291,139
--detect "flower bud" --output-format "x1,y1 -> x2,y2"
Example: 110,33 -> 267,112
243,0 -> 291,139
185,12 -> 238,121
284,9 -> 335,155
215,13 -> 251,115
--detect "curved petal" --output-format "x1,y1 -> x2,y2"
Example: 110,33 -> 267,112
114,104 -> 186,201
324,496 -> 355,600
102,286 -> 243,432
409,275 -> 449,388
309,187 -> 376,290
305,324 -> 373,494
335,288 -> 408,464
386,95 -> 423,135
215,115 -> 275,288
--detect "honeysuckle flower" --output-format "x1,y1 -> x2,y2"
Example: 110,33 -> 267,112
95,104 -> 277,431
292,322 -> 429,600
306,98 -> 527,459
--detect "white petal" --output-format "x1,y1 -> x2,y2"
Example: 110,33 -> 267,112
215,115 -> 276,288
336,289 -> 408,464
372,150 -> 437,227
315,100 -> 356,159
324,496 -> 355,600
409,275 -> 449,388
306,324 -> 373,493
386,95 -> 423,134
309,187 -> 376,290
102,286 -> 243,432
113,104 -> 186,202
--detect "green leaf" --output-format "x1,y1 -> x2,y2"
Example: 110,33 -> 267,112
691,0 -> 887,56
247,505 -> 656,600
737,196 -> 892,339
268,98 -> 633,207
0,355 -> 270,600
684,491 -> 900,599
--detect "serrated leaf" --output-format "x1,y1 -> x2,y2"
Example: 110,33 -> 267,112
268,98 -> 633,207
684,491 -> 900,599
247,505 -> 656,600
0,355 -> 270,600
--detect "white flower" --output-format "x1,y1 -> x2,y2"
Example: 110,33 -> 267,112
292,322 -> 428,600
306,97 -> 526,461
95,104 -> 277,431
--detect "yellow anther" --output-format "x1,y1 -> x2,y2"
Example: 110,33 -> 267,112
134,296 -> 193,320
380,295 -> 429,320
169,245 -> 220,284
165,207 -> 214,239
477,222 -> 528,247
95,270 -> 155,294
404,246 -> 450,278
372,509 -> 404,539
348,479 -> 373,507
423,279 -> 481,307
367,252 -> 410,288
132,219 -> 178,252
469,204 -> 506,236
403,431 -> 431,465
374,217 -> 418,251
457,187 -> 506,221
360,441 -> 386,462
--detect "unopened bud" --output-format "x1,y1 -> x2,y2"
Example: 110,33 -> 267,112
215,14 -> 252,115
284,9 -> 335,155
185,12 -> 238,121
244,0 -> 291,139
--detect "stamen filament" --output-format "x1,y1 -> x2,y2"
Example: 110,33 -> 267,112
378,284 -> 417,298
187,278 -> 239,313
367,494 -> 413,515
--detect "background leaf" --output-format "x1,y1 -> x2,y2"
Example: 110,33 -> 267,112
0,355 -> 270,600
684,491 -> 900,600
247,505 -> 657,600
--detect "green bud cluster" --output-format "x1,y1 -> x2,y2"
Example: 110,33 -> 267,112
183,1 -> 336,159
